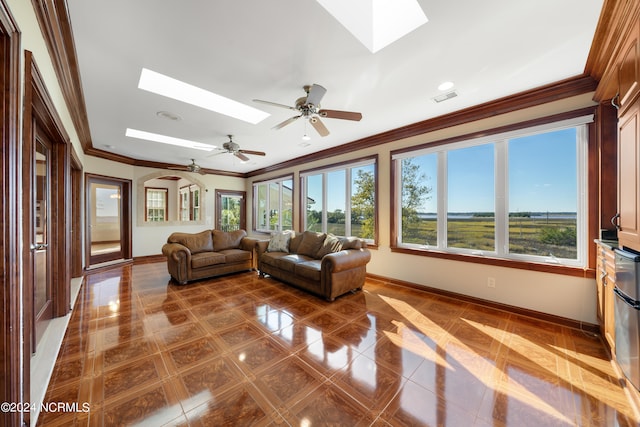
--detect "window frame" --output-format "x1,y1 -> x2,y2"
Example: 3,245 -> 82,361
391,110 -> 594,273
144,187 -> 167,222
252,174 -> 294,233
300,155 -> 378,244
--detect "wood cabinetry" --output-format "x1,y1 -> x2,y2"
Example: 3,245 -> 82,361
616,15 -> 640,252
596,242 -> 617,356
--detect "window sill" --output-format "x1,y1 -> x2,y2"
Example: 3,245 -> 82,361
390,246 -> 595,278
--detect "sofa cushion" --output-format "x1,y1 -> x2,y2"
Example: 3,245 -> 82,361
168,230 -> 213,254
220,248 -> 251,264
294,260 -> 322,282
263,253 -> 312,273
296,231 -> 326,257
316,233 -> 343,259
289,233 -> 304,253
191,251 -> 225,268
267,231 -> 293,253
213,229 -> 247,251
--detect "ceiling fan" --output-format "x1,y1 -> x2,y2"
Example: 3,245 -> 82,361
253,84 -> 362,137
208,135 -> 266,162
168,159 -> 206,175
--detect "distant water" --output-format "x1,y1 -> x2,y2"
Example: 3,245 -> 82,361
417,212 -> 577,220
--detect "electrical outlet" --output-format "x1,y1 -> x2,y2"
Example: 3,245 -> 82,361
487,277 -> 496,288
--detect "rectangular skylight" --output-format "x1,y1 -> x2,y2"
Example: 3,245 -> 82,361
137,68 -> 270,124
316,0 -> 428,53
125,128 -> 216,151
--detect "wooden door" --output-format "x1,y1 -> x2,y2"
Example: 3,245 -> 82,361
31,130 -> 54,348
86,174 -> 132,268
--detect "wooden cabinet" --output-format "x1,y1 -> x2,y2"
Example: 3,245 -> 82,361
596,242 -> 617,356
618,101 -> 640,250
615,14 -> 640,252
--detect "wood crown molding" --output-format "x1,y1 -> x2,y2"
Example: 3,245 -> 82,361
586,0 -> 640,101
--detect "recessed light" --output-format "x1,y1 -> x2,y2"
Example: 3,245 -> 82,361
438,81 -> 454,91
138,68 -> 270,124
125,128 -> 216,151
156,111 -> 181,121
316,0 -> 428,53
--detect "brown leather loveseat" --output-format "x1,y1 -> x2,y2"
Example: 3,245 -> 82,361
162,229 -> 258,285
256,230 -> 371,301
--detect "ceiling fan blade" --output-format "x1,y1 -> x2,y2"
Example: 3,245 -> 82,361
318,109 -> 362,121
253,99 -> 296,110
306,84 -> 327,107
273,115 -> 301,130
206,150 -> 226,158
235,152 -> 250,162
239,149 -> 266,156
310,116 -> 330,137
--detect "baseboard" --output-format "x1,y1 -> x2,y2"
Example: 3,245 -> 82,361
134,254 -> 166,264
366,272 -> 600,334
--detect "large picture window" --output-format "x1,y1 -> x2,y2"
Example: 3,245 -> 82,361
302,157 -> 376,242
253,176 -> 293,233
393,115 -> 590,266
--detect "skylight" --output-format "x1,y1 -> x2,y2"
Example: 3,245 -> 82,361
137,68 -> 270,124
125,128 -> 216,151
316,0 -> 428,53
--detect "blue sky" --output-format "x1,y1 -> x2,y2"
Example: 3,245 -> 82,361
308,127 -> 578,214
415,127 -> 578,213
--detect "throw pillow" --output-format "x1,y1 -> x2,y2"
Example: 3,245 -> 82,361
315,233 -> 343,258
267,231 -> 293,253
296,231 -> 326,257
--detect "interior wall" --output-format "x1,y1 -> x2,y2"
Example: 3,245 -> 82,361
246,92 -> 599,324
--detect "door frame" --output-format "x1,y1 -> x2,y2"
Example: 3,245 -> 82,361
0,2 -> 23,424
215,189 -> 246,231
85,173 -> 132,268
22,50 -> 73,423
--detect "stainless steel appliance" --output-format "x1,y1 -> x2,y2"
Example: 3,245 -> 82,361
614,247 -> 640,391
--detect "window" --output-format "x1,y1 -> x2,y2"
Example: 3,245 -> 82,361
145,188 -> 167,222
179,184 -> 200,221
301,157 -> 376,241
393,115 -> 590,266
253,176 -> 293,233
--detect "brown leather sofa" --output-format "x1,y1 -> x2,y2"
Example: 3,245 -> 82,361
256,230 -> 371,301
162,229 -> 258,285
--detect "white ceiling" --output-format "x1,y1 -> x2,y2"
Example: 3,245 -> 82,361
66,0 -> 604,174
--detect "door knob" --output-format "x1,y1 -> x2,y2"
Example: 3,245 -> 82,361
30,243 -> 48,251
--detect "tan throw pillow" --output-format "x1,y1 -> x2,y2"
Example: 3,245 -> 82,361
316,233 -> 343,258
296,231 -> 326,257
267,231 -> 293,253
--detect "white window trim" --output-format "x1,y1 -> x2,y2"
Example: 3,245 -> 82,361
253,176 -> 293,233
301,158 -> 376,241
394,116 -> 591,267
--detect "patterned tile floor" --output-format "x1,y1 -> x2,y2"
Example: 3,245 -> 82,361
37,263 -> 640,426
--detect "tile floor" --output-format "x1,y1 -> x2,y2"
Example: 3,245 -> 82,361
37,263 -> 640,426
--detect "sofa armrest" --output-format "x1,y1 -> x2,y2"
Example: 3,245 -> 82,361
321,249 -> 371,273
240,237 -> 259,252
255,239 -> 270,258
162,242 -> 191,263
